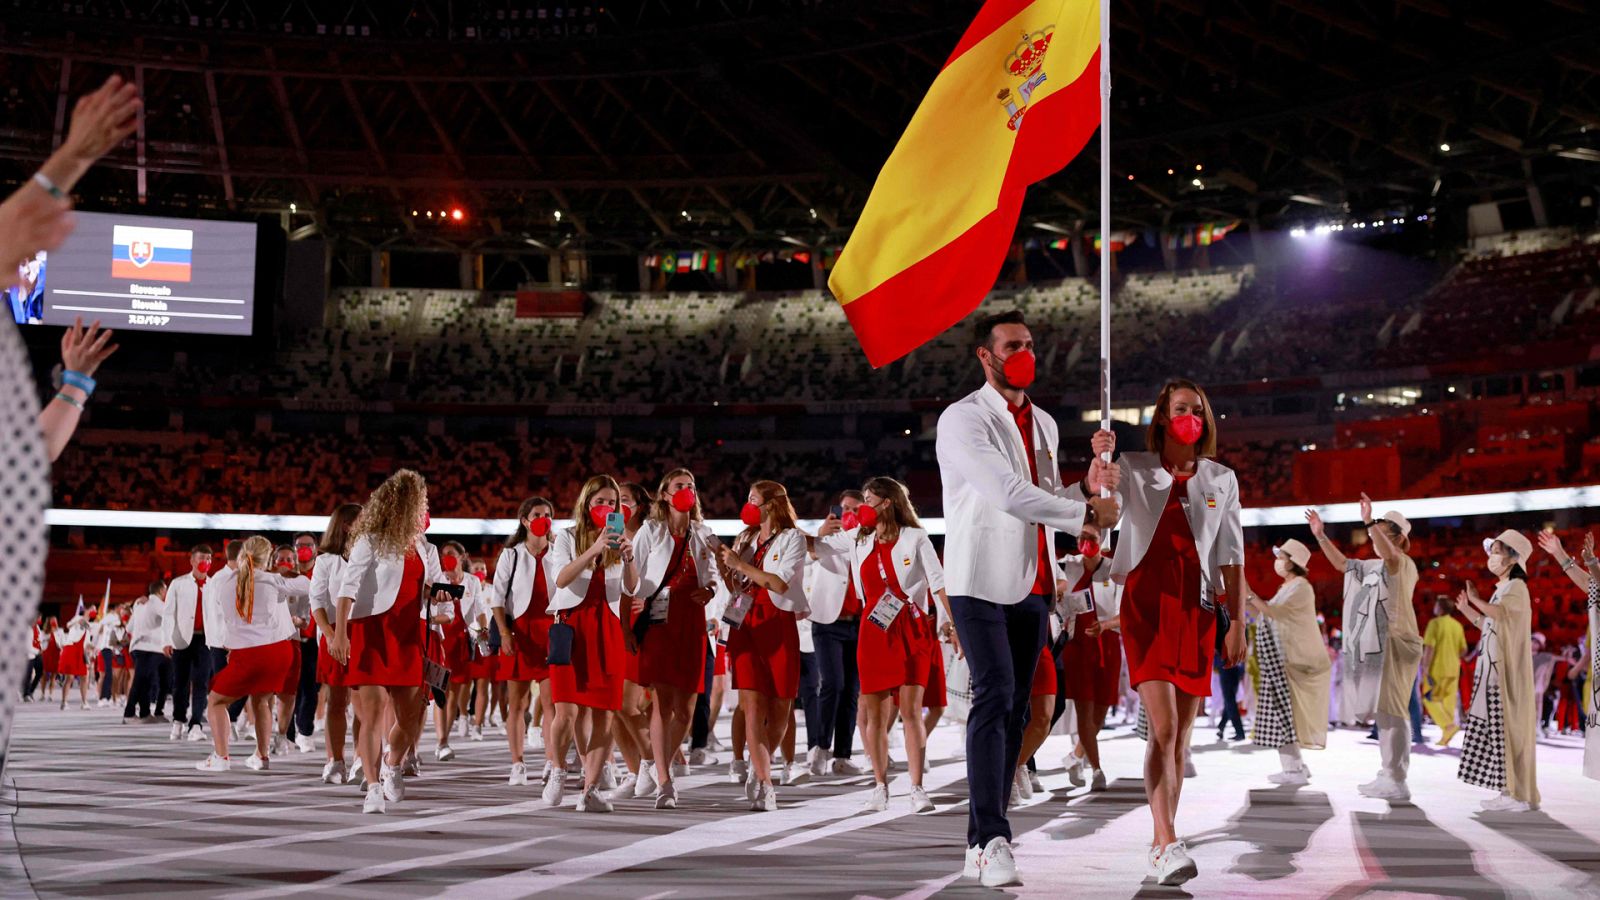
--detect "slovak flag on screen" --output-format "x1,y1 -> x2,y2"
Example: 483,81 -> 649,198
111,224 -> 193,282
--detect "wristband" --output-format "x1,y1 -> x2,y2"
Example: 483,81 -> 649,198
53,392 -> 84,412
31,171 -> 66,200
61,370 -> 96,395
1562,557 -> 1578,571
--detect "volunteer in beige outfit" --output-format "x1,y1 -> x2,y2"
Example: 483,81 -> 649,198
1247,539 -> 1330,784
1348,495 -> 1422,802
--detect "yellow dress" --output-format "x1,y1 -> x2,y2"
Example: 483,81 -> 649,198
1379,556 -> 1423,718
1423,614 -> 1466,733
1265,579 -> 1331,750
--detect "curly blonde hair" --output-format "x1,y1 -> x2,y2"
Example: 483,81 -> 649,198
351,469 -> 428,559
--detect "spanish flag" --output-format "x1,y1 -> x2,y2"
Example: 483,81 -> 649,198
829,0 -> 1102,367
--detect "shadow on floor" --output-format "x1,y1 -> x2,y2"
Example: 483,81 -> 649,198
1322,804 -> 1507,900
1186,786 -> 1334,881
1479,809 -> 1600,895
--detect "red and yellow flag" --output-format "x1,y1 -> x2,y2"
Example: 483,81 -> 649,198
829,0 -> 1102,367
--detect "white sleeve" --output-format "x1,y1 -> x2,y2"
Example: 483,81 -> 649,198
338,536 -> 375,601
490,548 -> 514,610
309,558 -> 335,618
771,529 -> 807,594
935,404 -> 1088,534
159,585 -> 178,648
915,532 -> 945,595
278,573 -> 312,599
1213,470 -> 1245,571
546,530 -> 578,613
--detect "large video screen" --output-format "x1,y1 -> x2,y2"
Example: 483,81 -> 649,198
8,211 -> 258,336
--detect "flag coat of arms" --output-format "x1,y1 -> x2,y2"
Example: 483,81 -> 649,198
828,0 -> 1102,366
112,224 -> 194,282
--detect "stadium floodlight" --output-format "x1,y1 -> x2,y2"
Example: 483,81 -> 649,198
1440,142 -> 1451,152
1289,227 -> 1307,239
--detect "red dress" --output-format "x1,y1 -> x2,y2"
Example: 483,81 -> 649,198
550,565 -> 625,711
213,641 -> 297,698
1121,472 -> 1213,697
856,541 -> 930,695
1030,646 -> 1057,697
440,594 -> 476,686
638,534 -> 709,693
921,596 -> 947,708
729,587 -> 801,700
317,634 -> 348,688
1060,569 -> 1122,706
41,635 -> 60,675
346,551 -> 426,688
57,634 -> 88,677
503,552 -> 554,683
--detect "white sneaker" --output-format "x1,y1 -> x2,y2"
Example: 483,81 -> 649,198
1146,845 -> 1162,879
762,783 -> 778,812
1184,751 -> 1198,778
509,762 -> 528,786
322,759 -> 347,785
655,780 -> 679,810
963,845 -> 982,879
614,773 -> 639,797
729,759 -> 749,783
169,721 -> 184,741
540,761 -> 553,785
578,785 -> 613,813
1481,793 -> 1533,813
381,765 -> 404,803
195,754 -> 230,772
1268,768 -> 1310,785
402,750 -> 421,777
526,724 -> 543,750
470,724 -> 484,742
784,762 -> 811,787
1155,840 -> 1198,886
864,782 -> 889,812
807,745 -> 829,776
831,757 -> 863,776
542,769 -> 566,806
1028,770 -> 1044,793
185,724 -> 207,743
978,837 -> 1020,888
245,753 -> 268,771
671,760 -> 691,778
295,734 -> 315,754
635,764 -> 659,799
434,744 -> 456,762
707,734 -> 727,752
1358,775 -> 1410,801
689,747 -> 716,767
1014,767 -> 1034,800
270,734 -> 288,757
910,785 -> 934,813
363,783 -> 386,814
599,763 -> 618,791
744,772 -> 760,803
1089,768 -> 1108,792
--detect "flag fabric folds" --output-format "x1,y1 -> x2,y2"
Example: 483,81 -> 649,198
828,0 -> 1102,367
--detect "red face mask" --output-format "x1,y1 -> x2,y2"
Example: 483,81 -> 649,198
296,546 -> 314,563
277,559 -> 295,572
671,487 -> 697,513
1079,537 -> 1101,559
621,503 -> 636,522
195,559 -> 212,575
997,348 -> 1036,389
474,571 -> 487,582
441,555 -> 460,573
1169,413 -> 1204,446
589,505 -> 615,529
841,511 -> 860,530
528,516 -> 552,537
740,502 -> 763,527
856,504 -> 880,529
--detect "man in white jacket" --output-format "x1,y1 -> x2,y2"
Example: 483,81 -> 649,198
162,544 -> 215,742
936,309 -> 1119,888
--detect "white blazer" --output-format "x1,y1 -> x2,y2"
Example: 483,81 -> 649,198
805,535 -> 854,624
491,543 -> 557,619
338,535 -> 444,620
633,520 -> 721,599
309,553 -> 346,621
732,527 -> 809,615
204,565 -> 312,650
815,526 -> 946,614
935,383 -> 1088,605
161,572 -> 205,651
1057,553 -> 1123,622
1104,451 -> 1243,594
546,527 -> 627,618
200,571 -> 232,648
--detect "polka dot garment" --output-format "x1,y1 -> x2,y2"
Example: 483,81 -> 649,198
0,320 -> 50,773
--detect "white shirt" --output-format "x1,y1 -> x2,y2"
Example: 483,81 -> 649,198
731,527 -> 809,615
815,526 -> 946,614
546,527 -> 629,617
337,535 -> 444,620
936,383 -> 1087,605
309,553 -> 346,621
205,565 -> 313,650
490,543 -> 557,619
28,625 -> 40,659
162,572 -> 206,651
1102,451 -> 1243,595
127,595 -> 166,653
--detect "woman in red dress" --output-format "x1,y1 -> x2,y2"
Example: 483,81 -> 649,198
613,481 -> 656,799
430,541 -> 486,762
545,475 -> 641,813
309,502 -> 361,785
720,480 -> 809,812
1105,379 -> 1246,887
56,611 -> 91,710
491,497 -> 558,787
330,469 -> 447,815
1058,547 -> 1122,792
632,468 -> 723,809
817,476 -> 948,814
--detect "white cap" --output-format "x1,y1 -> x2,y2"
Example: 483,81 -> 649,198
1382,510 -> 1411,537
1482,529 -> 1533,563
1274,539 -> 1312,570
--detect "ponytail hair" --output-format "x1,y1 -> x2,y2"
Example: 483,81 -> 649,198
505,496 -> 556,548
235,535 -> 273,623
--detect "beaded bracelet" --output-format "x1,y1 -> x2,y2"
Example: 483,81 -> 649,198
31,171 -> 66,200
53,392 -> 84,412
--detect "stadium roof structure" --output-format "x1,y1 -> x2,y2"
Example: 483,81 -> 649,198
0,0 -> 1596,253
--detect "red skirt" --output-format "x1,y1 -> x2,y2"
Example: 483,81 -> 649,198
1030,646 -> 1057,698
1061,613 -> 1122,705
713,642 -> 728,677
442,618 -> 474,685
728,591 -> 800,700
638,592 -> 709,694
922,620 -> 948,708
42,644 -> 60,675
857,597 -> 930,695
57,639 -> 88,677
1121,486 -> 1214,697
212,641 -> 296,698
346,559 -> 426,689
317,634 -> 348,688
113,649 -> 129,670
502,601 -> 553,683
549,579 -> 624,711
282,641 -> 302,695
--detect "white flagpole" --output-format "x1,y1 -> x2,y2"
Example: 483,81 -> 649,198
1098,0 -> 1113,493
